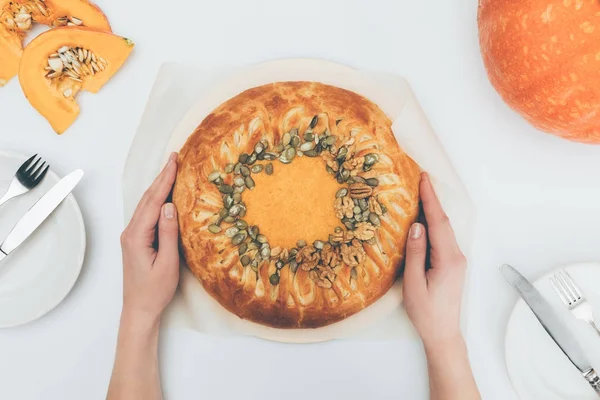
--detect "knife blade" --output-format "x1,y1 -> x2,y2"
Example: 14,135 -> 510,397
0,169 -> 84,262
501,264 -> 600,395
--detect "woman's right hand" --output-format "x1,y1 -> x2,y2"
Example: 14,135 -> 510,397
403,172 -> 467,349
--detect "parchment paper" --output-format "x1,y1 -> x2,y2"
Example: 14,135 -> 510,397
123,59 -> 475,342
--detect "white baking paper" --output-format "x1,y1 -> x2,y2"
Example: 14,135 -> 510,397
123,59 -> 475,342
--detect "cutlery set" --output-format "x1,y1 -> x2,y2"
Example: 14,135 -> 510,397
502,264 -> 600,395
0,155 -> 83,264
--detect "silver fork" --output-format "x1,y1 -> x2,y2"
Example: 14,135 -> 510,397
0,154 -> 50,207
551,269 -> 600,336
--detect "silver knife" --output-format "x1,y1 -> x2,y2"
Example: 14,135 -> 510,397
0,169 -> 84,263
501,264 -> 600,395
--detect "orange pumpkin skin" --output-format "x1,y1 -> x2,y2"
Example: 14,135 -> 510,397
478,0 -> 600,143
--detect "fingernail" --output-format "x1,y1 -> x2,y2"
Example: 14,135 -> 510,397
410,223 -> 422,239
169,152 -> 178,163
164,203 -> 175,219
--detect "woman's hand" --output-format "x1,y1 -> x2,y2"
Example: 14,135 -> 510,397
119,151 -> 180,327
107,152 -> 179,400
403,172 -> 480,400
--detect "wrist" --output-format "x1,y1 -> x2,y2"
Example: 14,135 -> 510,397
422,332 -> 466,357
120,307 -> 161,338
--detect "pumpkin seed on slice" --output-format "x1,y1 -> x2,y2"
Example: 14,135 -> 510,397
313,240 -> 325,250
234,163 -> 242,174
234,185 -> 245,194
381,204 -> 388,214
225,163 -> 235,173
240,255 -> 251,266
247,153 -> 257,165
325,135 -> 337,146
309,115 -> 318,129
366,178 -> 379,187
254,141 -> 265,154
229,204 -> 242,217
245,176 -> 255,189
369,213 -> 381,226
342,218 -> 355,230
265,163 -> 274,175
304,150 -> 318,157
291,135 -> 301,148
249,226 -> 259,239
225,226 -> 239,238
362,210 -> 370,219
297,151 -> 304,157
299,141 -> 315,152
289,248 -> 299,257
224,195 -> 234,208
223,216 -> 236,223
240,166 -> 250,177
355,213 -> 364,222
353,176 -> 366,184
364,153 -> 379,166
235,220 -> 248,230
263,152 -> 278,160
290,260 -> 299,273
251,260 -> 259,272
219,208 -> 229,218
248,241 -> 259,250
208,171 -> 220,182
296,240 -> 307,248
238,242 -> 248,255
232,232 -> 247,246
213,177 -> 224,186
303,132 -> 314,142
233,192 -> 242,203
260,245 -> 271,259
336,188 -> 348,198
363,164 -> 373,172
269,273 -> 280,286
326,166 -> 335,175
276,260 -> 284,269
358,198 -> 368,211
251,165 -> 263,173
239,205 -> 247,217
257,234 -> 268,244
282,132 -> 291,146
218,185 -> 233,194
290,128 -> 299,136
336,146 -> 348,160
208,224 -> 222,234
274,143 -> 285,153
239,153 -> 249,164
353,206 -> 361,215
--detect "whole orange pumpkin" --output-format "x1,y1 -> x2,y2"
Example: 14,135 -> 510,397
478,0 -> 600,143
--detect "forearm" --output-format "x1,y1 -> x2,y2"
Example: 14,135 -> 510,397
424,336 -> 480,400
107,311 -> 162,400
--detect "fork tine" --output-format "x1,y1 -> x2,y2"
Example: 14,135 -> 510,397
30,161 -> 46,179
550,276 -> 570,305
563,270 -> 582,299
554,273 -> 575,304
25,157 -> 41,174
557,271 -> 577,303
33,165 -> 49,184
17,154 -> 37,173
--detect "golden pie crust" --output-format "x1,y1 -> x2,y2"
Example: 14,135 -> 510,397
173,81 -> 420,329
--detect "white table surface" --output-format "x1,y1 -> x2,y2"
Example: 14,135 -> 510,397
2,0 -> 600,399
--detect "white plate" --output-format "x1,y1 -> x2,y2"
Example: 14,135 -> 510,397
505,262 -> 600,399
0,150 -> 86,328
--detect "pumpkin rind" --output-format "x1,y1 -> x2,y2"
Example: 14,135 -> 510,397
0,0 -> 110,85
18,26 -> 134,133
478,0 -> 600,143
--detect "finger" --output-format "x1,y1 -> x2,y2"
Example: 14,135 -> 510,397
154,203 -> 180,270
420,173 -> 461,257
403,223 -> 428,296
129,152 -> 178,231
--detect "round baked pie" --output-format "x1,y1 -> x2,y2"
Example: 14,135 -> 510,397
173,81 -> 421,329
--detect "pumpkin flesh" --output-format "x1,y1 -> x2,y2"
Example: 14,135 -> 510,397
19,26 -> 133,133
0,0 -> 110,85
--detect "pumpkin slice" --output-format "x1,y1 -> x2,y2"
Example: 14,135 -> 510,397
19,26 -> 134,133
0,0 -> 110,85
